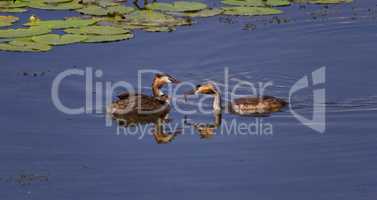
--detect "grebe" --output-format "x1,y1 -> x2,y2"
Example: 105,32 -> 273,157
108,73 -> 180,117
186,83 -> 287,115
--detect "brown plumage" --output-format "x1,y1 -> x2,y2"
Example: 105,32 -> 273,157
108,73 -> 179,117
186,83 -> 287,115
229,96 -> 287,115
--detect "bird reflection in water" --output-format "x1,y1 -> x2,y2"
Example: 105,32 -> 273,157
184,112 -> 222,139
112,113 -> 181,144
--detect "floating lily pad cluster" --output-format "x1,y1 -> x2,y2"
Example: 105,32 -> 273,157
0,0 -> 354,52
65,25 -> 133,42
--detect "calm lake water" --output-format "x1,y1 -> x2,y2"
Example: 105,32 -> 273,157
1,0 -> 377,199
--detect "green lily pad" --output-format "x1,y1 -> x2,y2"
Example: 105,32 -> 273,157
0,39 -> 52,52
222,6 -> 283,16
32,34 -> 87,45
0,26 -> 51,38
85,0 -> 120,7
43,0 -> 73,3
0,1 -> 29,8
307,0 -> 352,4
83,33 -> 133,43
0,7 -> 27,12
143,26 -> 175,32
222,0 -> 290,7
64,25 -> 130,35
124,10 -> 192,27
25,18 -> 99,29
107,5 -> 134,14
77,5 -> 108,15
77,5 -> 134,16
0,15 -> 19,27
169,8 -> 223,17
28,0 -> 83,10
146,1 -> 207,12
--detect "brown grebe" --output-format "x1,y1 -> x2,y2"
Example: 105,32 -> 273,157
108,73 -> 180,117
186,83 -> 287,115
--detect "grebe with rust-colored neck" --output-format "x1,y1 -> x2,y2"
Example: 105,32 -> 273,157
108,73 -> 180,116
186,83 -> 287,115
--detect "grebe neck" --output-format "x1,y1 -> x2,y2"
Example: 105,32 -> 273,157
152,86 -> 164,97
213,92 -> 222,113
152,80 -> 164,97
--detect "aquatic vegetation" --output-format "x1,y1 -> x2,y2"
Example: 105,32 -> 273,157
25,18 -> 99,29
222,6 -> 283,16
307,0 -> 353,4
64,25 -> 130,35
143,26 -> 175,32
145,1 -> 207,12
0,38 -> 52,52
0,15 -> 19,27
77,4 -> 134,16
62,24 -> 134,43
0,26 -> 51,38
124,10 -> 192,27
82,33 -> 133,43
222,0 -> 290,7
0,7 -> 27,12
43,0 -> 74,3
81,0 -> 120,7
0,0 -> 28,12
28,0 -> 83,10
169,8 -> 224,17
31,34 -> 87,45
0,0 -> 29,8
0,0 -> 355,52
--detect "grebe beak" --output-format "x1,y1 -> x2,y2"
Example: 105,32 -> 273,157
184,89 -> 196,96
168,76 -> 180,84
184,84 -> 202,96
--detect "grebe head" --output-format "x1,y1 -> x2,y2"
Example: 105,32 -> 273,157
152,73 -> 180,97
186,83 -> 219,95
185,82 -> 222,113
154,73 -> 180,85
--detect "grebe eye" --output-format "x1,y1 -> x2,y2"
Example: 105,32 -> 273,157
196,84 -> 201,88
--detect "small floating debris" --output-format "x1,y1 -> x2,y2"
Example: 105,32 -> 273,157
15,173 -> 49,186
